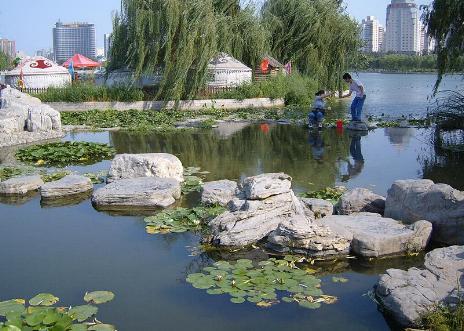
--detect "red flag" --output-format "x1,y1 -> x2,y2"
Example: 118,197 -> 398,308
260,59 -> 270,73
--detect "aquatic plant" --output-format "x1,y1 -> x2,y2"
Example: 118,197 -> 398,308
376,121 -> 400,128
16,142 -> 116,167
144,206 -> 226,234
0,291 -> 115,330
0,167 -> 29,181
299,187 -> 345,202
83,171 -> 108,185
186,257 -> 337,309
422,302 -> 464,331
41,171 -> 71,183
181,167 -> 210,194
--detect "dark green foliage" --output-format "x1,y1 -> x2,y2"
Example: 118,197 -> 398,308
0,51 -> 12,71
16,142 -> 116,167
422,0 -> 464,92
422,302 -> 464,331
33,82 -> 145,102
362,54 -> 444,72
299,187 -> 345,202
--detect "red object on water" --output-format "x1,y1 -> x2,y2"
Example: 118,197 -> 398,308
336,119 -> 343,129
260,123 -> 269,133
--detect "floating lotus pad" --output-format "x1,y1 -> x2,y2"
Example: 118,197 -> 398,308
186,257 -> 337,308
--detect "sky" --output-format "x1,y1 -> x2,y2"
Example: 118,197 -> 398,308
0,0 -> 432,56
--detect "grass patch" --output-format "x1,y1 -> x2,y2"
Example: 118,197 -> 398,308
422,302 -> 464,331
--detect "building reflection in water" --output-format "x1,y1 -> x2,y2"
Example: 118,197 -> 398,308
383,127 -> 414,149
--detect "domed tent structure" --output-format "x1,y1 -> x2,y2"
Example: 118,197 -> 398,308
207,53 -> 252,91
5,57 -> 71,89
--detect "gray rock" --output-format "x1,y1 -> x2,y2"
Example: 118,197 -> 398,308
300,198 -> 333,218
241,173 -> 291,200
209,191 -> 297,246
384,179 -> 464,245
346,121 -> 369,131
322,214 -> 432,257
0,175 -> 44,195
107,153 -> 184,183
375,245 -> 464,327
92,177 -> 181,210
201,180 -> 238,206
40,175 -> 93,199
267,215 -> 351,257
336,188 -> 386,215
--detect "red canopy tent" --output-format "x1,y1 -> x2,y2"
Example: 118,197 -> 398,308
62,54 -> 100,69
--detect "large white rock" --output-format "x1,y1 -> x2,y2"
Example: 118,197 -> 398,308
241,173 -> 291,200
201,180 -> 238,206
92,177 -> 181,210
321,213 -> 432,257
0,175 -> 44,195
384,179 -> 464,245
375,246 -> 464,327
40,175 -> 93,199
107,153 -> 184,183
335,188 -> 386,215
300,198 -> 333,219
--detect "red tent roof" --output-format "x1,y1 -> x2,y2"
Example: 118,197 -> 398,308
62,54 -> 100,68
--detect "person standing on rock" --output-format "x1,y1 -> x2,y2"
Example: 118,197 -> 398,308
341,73 -> 366,122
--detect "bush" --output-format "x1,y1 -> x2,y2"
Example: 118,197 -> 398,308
34,82 -> 145,102
422,302 -> 464,331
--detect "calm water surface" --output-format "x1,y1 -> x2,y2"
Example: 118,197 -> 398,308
1,73 -> 463,331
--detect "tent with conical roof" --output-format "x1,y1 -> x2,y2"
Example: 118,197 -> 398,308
207,52 -> 252,89
62,54 -> 100,69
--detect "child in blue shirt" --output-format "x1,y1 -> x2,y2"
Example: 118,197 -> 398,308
309,90 -> 332,129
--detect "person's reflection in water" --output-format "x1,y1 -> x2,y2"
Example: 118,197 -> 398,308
308,130 -> 324,162
342,132 -> 365,181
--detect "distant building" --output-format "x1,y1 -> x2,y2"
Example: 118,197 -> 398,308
385,0 -> 421,54
0,39 -> 16,58
361,16 -> 382,53
36,48 -> 54,61
378,26 -> 385,52
420,24 -> 436,54
53,21 -> 96,64
104,33 -> 112,59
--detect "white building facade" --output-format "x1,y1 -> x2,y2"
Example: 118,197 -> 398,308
53,21 -> 96,64
385,0 -> 421,54
361,16 -> 382,53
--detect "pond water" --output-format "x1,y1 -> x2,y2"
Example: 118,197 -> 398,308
1,122 -> 463,331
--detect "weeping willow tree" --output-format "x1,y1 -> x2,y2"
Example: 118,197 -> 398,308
261,0 -> 361,90
422,0 -> 464,93
109,0 -> 267,101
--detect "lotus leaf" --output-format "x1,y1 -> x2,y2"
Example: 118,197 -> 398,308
29,293 -> 59,307
186,257 -> 337,309
70,324 -> 88,331
88,324 -> 116,331
0,300 -> 25,316
68,305 -> 98,322
83,291 -> 115,305
181,175 -> 203,194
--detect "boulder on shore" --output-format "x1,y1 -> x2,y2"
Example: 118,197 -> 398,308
375,245 -> 464,327
201,180 -> 238,207
242,173 -> 291,200
0,175 -> 44,195
321,213 -> 432,257
92,177 -> 181,211
335,188 -> 386,215
384,179 -> 464,245
40,175 -> 93,199
107,153 -> 184,183
300,198 -> 333,219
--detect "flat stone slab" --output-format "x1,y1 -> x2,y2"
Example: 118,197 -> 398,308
40,175 -> 93,199
241,173 -> 292,200
335,188 -> 386,215
201,180 -> 238,206
0,175 -> 44,195
321,214 -> 432,257
92,177 -> 181,211
375,246 -> 464,327
385,179 -> 464,245
107,153 -> 184,183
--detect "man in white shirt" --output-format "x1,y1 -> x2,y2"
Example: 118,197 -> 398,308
341,73 -> 366,121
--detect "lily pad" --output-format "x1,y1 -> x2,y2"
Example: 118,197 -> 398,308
68,305 -> 98,322
29,293 -> 59,307
230,297 -> 245,304
0,300 -> 25,316
83,291 -> 115,305
88,324 -> 116,331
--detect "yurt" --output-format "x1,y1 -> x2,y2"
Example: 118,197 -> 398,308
5,57 -> 71,89
207,53 -> 252,90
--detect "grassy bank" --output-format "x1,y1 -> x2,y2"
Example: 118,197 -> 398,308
33,74 -> 318,106
421,302 -> 464,331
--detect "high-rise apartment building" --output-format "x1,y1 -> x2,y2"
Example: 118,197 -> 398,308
378,26 -> 385,52
0,39 -> 16,58
53,21 -> 96,64
104,33 -> 112,59
361,16 -> 382,53
385,0 -> 421,54
420,24 -> 436,54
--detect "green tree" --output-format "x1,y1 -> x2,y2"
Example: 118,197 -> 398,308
0,52 -> 11,71
422,0 -> 464,92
